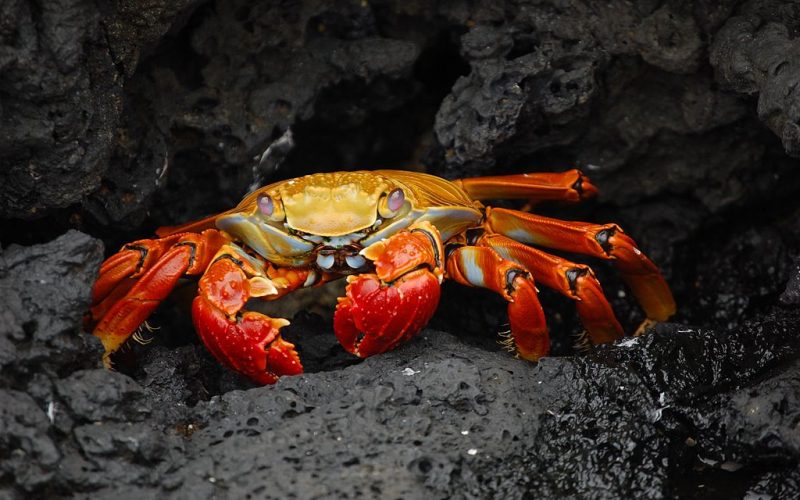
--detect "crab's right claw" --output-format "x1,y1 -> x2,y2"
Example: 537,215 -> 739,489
333,221 -> 444,358
333,269 -> 440,357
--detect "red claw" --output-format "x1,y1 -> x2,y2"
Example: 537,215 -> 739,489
193,295 -> 301,385
334,269 -> 441,358
335,221 -> 444,358
191,250 -> 302,385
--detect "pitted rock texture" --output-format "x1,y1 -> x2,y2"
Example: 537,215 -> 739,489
0,0 -> 200,220
1,231 -> 800,498
710,1 -> 800,158
2,0 -> 798,237
2,0 -> 800,498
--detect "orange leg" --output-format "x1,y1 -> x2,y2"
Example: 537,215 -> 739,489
191,243 -> 309,385
445,244 -> 549,361
479,233 -> 623,344
334,221 -> 444,358
90,229 -> 230,365
485,207 -> 676,322
90,233 -> 188,318
453,169 -> 598,204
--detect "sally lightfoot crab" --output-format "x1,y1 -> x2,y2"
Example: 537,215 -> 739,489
87,170 -> 676,384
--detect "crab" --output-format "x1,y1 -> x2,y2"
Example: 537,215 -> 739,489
87,169 -> 676,384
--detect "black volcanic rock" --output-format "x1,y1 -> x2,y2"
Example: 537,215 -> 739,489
710,1 -> 800,159
1,231 -> 799,498
0,230 -> 104,383
0,0 -> 200,220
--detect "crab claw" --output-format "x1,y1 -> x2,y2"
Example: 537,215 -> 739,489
193,295 -> 301,385
334,269 -> 441,357
192,249 -> 302,385
334,221 -> 444,357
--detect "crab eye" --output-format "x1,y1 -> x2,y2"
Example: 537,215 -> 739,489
387,188 -> 404,212
256,193 -> 285,221
379,188 -> 405,218
257,194 -> 274,216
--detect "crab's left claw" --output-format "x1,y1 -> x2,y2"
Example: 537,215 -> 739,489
192,244 -> 304,385
333,222 -> 444,357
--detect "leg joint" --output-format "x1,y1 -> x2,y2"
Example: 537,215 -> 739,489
175,241 -> 198,268
594,227 -> 617,254
212,253 -> 245,269
565,267 -> 589,294
504,268 -> 529,295
444,242 -> 464,260
123,244 -> 149,273
410,227 -> 442,269
465,228 -> 485,246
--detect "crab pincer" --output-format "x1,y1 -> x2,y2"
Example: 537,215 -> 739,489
192,246 -> 303,385
334,221 -> 444,357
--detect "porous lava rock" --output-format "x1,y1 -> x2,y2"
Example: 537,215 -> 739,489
2,230 -> 799,497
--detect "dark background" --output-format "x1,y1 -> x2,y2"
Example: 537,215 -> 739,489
1,0 -> 799,498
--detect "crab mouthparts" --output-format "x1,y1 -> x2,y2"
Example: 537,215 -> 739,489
315,245 -> 370,274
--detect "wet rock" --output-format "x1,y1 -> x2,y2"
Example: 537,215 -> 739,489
746,468 -> 800,499
50,309 -> 790,499
685,356 -> 800,466
3,268 -> 800,498
681,226 -> 794,331
457,308 -> 800,499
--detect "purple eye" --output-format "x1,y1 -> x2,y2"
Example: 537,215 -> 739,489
387,188 -> 404,212
257,194 -> 274,216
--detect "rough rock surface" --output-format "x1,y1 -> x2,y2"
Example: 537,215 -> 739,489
2,0 -> 800,498
0,0 -> 200,220
0,231 -> 104,383
1,230 -> 799,498
710,0 -> 800,158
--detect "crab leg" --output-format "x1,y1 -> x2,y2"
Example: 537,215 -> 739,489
90,231 -> 227,316
445,245 -> 549,361
486,207 -> 676,322
334,221 -> 444,357
453,169 -> 598,204
90,230 -> 230,366
479,233 -> 623,344
192,243 -> 307,385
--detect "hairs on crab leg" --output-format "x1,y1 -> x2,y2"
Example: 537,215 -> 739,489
444,244 -> 549,361
88,229 -> 230,367
478,233 -> 624,344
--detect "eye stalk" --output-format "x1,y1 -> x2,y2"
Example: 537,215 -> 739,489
378,188 -> 405,218
257,193 -> 285,221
